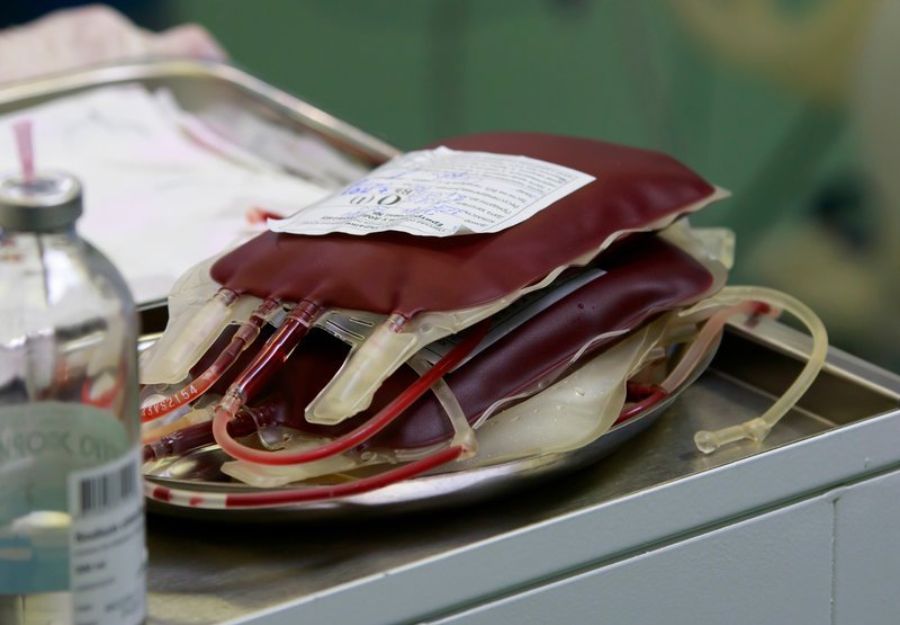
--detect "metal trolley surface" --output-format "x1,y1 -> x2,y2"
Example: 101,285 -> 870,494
3,61 -> 898,625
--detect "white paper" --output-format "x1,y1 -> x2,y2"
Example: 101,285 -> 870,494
0,85 -> 332,304
268,146 -> 595,237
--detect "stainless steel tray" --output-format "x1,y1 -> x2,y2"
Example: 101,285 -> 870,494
0,58 -> 399,312
0,58 -> 398,166
140,370 -> 700,522
144,322 -> 900,625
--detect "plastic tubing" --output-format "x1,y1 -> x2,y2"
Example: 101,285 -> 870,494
661,300 -> 773,395
209,300 -> 323,429
212,322 -> 489,467
13,119 -> 34,182
304,312 -> 418,425
145,287 -> 239,383
612,299 -> 782,429
614,385 -> 667,425
145,445 -> 465,508
140,298 -> 281,423
81,371 -> 124,410
408,354 -> 478,457
142,412 -> 257,463
141,408 -> 211,445
692,286 -> 828,454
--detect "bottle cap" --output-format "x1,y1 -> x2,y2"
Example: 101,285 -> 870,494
0,171 -> 82,232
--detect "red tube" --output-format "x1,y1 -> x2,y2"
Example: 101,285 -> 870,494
223,445 -> 464,507
13,120 -> 34,183
143,421 -> 213,463
140,369 -> 223,423
229,300 -> 322,402
81,371 -> 123,409
614,386 -> 667,425
213,321 -> 489,466
145,444 -> 465,507
140,299 -> 281,423
142,412 -> 258,463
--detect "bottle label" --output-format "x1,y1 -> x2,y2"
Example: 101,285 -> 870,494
0,402 -> 131,597
68,448 -> 145,625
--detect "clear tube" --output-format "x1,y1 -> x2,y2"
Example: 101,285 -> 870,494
142,412 -> 257,463
218,352 -> 478,487
139,287 -> 238,384
144,445 -> 464,508
211,321 -> 488,466
220,446 -> 380,488
615,386 -> 667,424
209,300 -> 323,437
692,286 -> 828,454
662,300 -> 774,394
408,354 -> 477,457
141,406 -> 212,445
139,298 -> 281,423
304,313 -> 419,425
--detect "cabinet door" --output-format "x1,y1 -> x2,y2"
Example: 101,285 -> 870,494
430,497 -> 833,625
834,469 -> 900,625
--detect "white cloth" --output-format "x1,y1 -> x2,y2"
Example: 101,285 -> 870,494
0,85 -> 332,303
0,5 -> 226,85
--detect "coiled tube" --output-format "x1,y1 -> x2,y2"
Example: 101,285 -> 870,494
692,286 -> 828,454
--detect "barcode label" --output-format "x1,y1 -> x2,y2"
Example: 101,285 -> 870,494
77,461 -> 139,516
68,447 -> 146,625
70,451 -> 141,518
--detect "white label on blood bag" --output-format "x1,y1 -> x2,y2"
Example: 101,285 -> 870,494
68,448 -> 146,625
268,146 -> 596,237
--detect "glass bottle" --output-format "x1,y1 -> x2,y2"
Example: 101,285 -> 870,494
0,170 -> 145,625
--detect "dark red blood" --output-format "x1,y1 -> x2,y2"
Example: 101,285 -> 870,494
189,324 -> 276,396
151,485 -> 172,502
147,235 -> 714,461
210,133 -> 716,316
616,387 -> 668,425
242,234 -> 713,449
